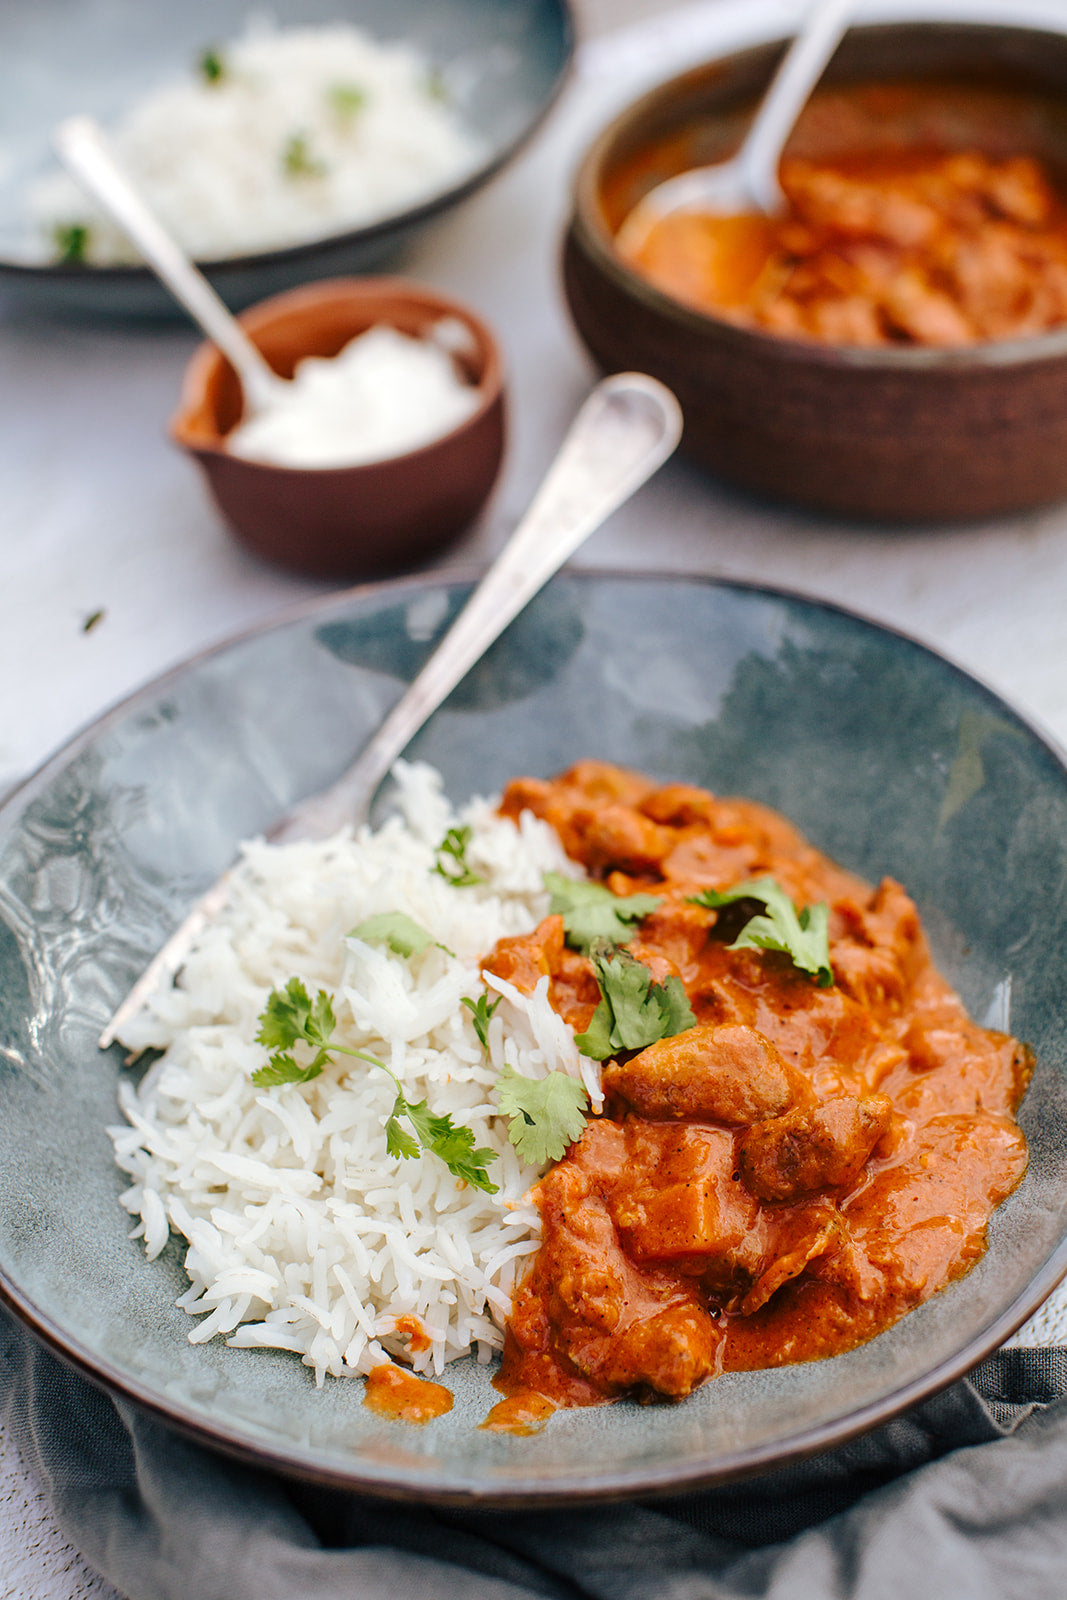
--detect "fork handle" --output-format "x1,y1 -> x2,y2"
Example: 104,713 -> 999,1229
271,372 -> 682,842
98,373 -> 681,1048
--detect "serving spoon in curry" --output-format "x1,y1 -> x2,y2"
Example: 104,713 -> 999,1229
98,370 -> 684,1048
615,0 -> 852,255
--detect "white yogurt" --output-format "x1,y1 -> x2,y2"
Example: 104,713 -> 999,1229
226,321 -> 482,469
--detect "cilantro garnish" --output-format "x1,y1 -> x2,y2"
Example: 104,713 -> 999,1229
689,877 -> 833,986
252,978 -> 497,1191
574,941 -> 695,1061
198,48 -> 226,84
384,1097 -> 498,1192
349,912 -> 452,959
55,223 -> 90,264
433,825 -> 484,887
544,872 -> 661,955
327,81 -> 367,118
462,992 -> 501,1050
282,132 -> 328,178
496,1062 -> 589,1165
424,67 -> 450,103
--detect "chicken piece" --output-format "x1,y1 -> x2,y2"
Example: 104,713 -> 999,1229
557,760 -> 658,808
980,154 -> 1055,227
880,269 -> 975,345
481,914 -> 600,1031
560,1300 -> 722,1401
738,1093 -> 893,1203
639,783 -> 722,829
603,1022 -> 806,1125
569,802 -> 676,875
830,878 -> 925,1017
513,1120 -> 723,1402
483,914 -> 565,994
844,1113 -> 1029,1306
611,1124 -> 762,1283
785,159 -> 940,247
740,1202 -> 840,1315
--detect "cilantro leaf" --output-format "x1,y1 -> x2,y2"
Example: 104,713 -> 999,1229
350,912 -> 452,959
657,972 -> 701,1036
55,222 -> 90,264
433,825 -> 484,887
544,872 -> 661,955
307,987 -> 336,1047
282,131 -> 328,179
252,978 -> 335,1084
574,942 -> 696,1061
574,994 -> 614,1061
401,1097 -> 497,1192
252,1053 -> 323,1087
462,992 -> 501,1050
198,48 -> 226,84
496,1063 -> 589,1165
424,66 -> 450,103
255,977 -> 316,1051
251,978 -> 498,1191
688,877 -> 833,986
385,1116 -> 420,1161
327,81 -> 367,118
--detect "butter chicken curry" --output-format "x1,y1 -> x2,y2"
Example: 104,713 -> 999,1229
486,762 -> 1031,1409
616,81 -> 1067,347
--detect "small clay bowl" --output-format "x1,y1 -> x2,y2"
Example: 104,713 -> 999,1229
171,277 -> 506,577
562,20 -> 1067,524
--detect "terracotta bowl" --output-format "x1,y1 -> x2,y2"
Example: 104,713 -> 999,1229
171,277 -> 506,577
562,20 -> 1067,524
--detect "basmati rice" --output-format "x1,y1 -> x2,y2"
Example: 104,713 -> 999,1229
32,22 -> 487,265
110,762 -> 601,1386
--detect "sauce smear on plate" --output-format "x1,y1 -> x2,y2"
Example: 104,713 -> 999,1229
363,1364 -> 453,1423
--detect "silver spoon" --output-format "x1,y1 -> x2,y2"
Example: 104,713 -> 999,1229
53,115 -> 286,413
616,0 -> 852,255
98,370 -> 684,1048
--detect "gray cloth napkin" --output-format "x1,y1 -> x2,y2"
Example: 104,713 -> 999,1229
2,1307 -> 1065,1600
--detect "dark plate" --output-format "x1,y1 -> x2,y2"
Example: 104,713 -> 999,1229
1,571 -> 1065,1505
0,0 -> 573,317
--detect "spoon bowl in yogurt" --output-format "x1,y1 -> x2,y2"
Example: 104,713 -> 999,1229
170,276 -> 506,577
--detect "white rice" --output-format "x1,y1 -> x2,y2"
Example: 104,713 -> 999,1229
110,762 -> 600,1385
31,22 -> 487,265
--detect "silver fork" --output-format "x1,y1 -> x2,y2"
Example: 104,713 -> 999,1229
98,371 -> 683,1049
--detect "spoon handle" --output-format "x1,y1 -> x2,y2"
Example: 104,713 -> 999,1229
274,371 -> 683,840
97,372 -> 682,1048
53,117 -> 282,411
739,0 -> 852,213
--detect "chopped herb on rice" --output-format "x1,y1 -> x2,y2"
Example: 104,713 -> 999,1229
109,763 -> 600,1386
30,24 -> 485,265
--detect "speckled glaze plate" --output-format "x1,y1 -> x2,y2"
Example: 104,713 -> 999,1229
1,571 -> 1066,1505
0,0 -> 573,317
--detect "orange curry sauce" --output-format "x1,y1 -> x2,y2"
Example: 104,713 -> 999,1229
617,83 -> 1067,347
486,762 -> 1031,1409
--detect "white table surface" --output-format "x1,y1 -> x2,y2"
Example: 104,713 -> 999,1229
4,1 -> 1067,1592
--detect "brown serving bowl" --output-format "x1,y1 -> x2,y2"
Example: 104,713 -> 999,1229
171,277 -> 505,577
562,20 -> 1067,523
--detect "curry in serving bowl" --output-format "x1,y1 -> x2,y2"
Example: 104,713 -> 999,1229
616,80 -> 1067,349
563,21 -> 1067,520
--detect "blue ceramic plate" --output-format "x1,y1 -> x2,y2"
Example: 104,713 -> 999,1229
1,572 -> 1065,1505
0,0 -> 573,317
